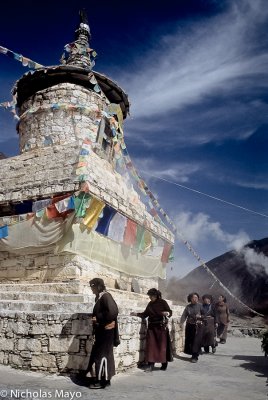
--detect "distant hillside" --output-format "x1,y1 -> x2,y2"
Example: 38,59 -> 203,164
0,152 -> 6,160
167,238 -> 268,315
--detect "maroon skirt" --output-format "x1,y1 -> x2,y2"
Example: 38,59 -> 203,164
145,323 -> 173,363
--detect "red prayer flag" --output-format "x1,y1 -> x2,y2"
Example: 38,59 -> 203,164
123,219 -> 137,246
161,242 -> 173,263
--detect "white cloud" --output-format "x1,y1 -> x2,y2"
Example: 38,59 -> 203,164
240,247 -> 268,275
233,179 -> 268,191
175,211 -> 250,250
169,211 -> 267,278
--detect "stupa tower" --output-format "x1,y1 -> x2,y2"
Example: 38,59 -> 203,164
15,10 -> 129,154
0,11 -> 181,374
1,10 -> 173,290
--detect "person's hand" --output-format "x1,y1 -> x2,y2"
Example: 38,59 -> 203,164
162,311 -> 169,317
215,323 -> 218,328
92,316 -> 97,322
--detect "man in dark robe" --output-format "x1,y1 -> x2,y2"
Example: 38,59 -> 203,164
87,278 -> 119,389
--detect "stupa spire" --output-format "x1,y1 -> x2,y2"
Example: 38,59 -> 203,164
61,9 -> 96,70
75,9 -> 91,42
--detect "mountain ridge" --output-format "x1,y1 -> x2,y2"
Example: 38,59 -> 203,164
167,237 -> 268,314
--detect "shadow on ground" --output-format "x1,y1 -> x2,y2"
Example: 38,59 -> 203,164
173,354 -> 192,362
68,372 -> 94,388
233,355 -> 268,384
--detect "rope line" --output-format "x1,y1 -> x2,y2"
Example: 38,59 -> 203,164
140,171 -> 268,219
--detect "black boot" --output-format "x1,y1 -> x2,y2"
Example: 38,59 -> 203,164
191,353 -> 199,363
145,362 -> 154,372
160,362 -> 168,371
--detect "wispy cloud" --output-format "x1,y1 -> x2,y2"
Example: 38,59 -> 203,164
118,0 -> 268,146
233,179 -> 268,191
131,156 -> 201,183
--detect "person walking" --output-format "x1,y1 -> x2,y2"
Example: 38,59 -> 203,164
180,292 -> 203,363
215,295 -> 230,344
87,278 -> 120,389
131,288 -> 173,371
201,294 -> 217,353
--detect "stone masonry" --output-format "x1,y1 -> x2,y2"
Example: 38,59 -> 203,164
0,12 -> 183,374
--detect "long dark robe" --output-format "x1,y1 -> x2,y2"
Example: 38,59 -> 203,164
180,303 -> 203,356
87,291 -> 119,381
215,302 -> 230,341
201,304 -> 217,348
138,298 -> 173,363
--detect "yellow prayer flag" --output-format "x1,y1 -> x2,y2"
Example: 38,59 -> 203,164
82,197 -> 105,229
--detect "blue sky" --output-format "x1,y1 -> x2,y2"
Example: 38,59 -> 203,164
0,0 -> 267,277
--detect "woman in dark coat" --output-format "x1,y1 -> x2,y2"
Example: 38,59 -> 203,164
201,294 -> 217,353
131,288 -> 173,371
180,292 -> 203,363
87,278 -> 119,389
215,294 -> 230,344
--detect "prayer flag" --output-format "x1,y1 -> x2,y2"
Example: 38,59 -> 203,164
82,197 -> 105,229
74,193 -> 91,218
107,213 -> 127,242
0,225 -> 8,239
123,219 -> 137,246
161,242 -> 173,263
95,205 -> 117,236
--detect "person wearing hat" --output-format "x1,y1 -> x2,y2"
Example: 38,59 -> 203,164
87,278 -> 119,389
131,288 -> 173,372
201,294 -> 217,354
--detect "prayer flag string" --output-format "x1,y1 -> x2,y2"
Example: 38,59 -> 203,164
115,134 -> 264,317
0,45 -> 43,69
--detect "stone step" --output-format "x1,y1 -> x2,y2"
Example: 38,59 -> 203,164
0,281 -> 81,294
0,295 -> 145,313
0,290 -> 146,308
0,299 -> 92,313
0,284 -> 183,314
0,291 -> 91,303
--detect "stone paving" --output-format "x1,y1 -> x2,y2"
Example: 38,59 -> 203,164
0,336 -> 267,400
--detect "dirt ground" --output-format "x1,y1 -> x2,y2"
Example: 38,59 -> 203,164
0,336 -> 267,400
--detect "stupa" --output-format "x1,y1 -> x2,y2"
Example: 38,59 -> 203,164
0,11 -> 182,373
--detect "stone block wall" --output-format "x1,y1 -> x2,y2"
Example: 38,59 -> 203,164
18,83 -> 105,153
0,311 -> 184,373
0,251 -> 158,295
